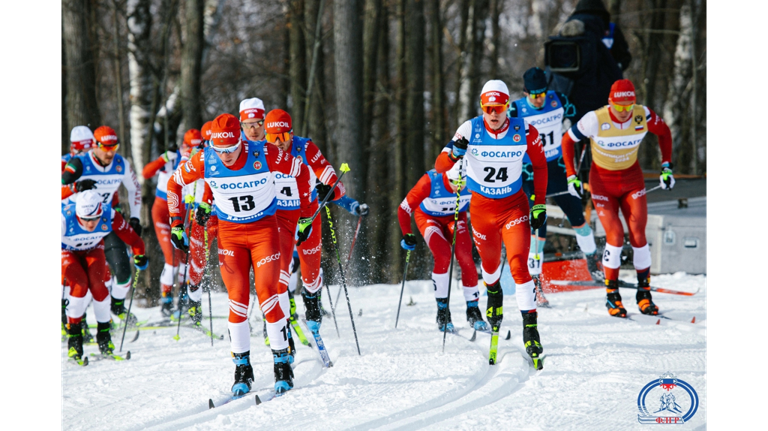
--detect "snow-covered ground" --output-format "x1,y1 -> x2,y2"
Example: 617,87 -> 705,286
62,271 -> 706,430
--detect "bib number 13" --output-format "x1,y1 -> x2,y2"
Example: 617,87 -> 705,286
483,166 -> 508,183
229,195 -> 255,212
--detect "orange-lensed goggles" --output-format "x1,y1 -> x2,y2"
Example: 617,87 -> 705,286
610,103 -> 634,112
266,132 -> 291,143
481,102 -> 509,115
97,141 -> 119,152
529,92 -> 546,99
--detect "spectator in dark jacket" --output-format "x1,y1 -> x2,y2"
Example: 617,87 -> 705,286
568,0 -> 632,70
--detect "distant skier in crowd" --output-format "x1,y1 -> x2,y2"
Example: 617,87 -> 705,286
398,163 -> 486,332
62,190 -> 147,363
508,67 -> 601,289
142,128 -> 203,315
167,113 -> 314,395
62,126 -> 142,326
435,80 -> 548,369
561,79 -> 674,317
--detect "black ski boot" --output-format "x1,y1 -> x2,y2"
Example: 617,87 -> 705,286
466,300 -> 488,331
231,351 -> 254,396
67,322 -> 84,361
187,299 -> 203,326
636,274 -> 659,315
273,348 -> 294,394
436,298 -> 454,332
302,291 -> 322,334
522,312 -> 544,370
161,292 -> 174,317
586,252 -> 604,282
61,299 -> 69,339
317,289 -> 330,317
485,281 -> 504,330
173,288 -> 190,322
111,296 -> 137,326
96,321 -> 115,356
605,280 -> 627,318
81,312 -> 94,344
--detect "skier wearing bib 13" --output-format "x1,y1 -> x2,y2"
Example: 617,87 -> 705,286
435,80 -> 548,368
561,79 -> 674,318
166,113 -> 314,395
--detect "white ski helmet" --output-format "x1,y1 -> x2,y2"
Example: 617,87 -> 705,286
480,80 -> 510,106
76,190 -> 104,219
70,125 -> 95,153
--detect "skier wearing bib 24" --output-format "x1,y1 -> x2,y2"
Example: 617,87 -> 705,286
265,108 -> 369,340
167,113 -> 314,395
61,190 -> 147,363
398,163 -> 486,332
436,80 -> 548,368
62,126 -> 142,326
561,79 -> 674,317
509,67 -> 601,284
142,129 -> 202,315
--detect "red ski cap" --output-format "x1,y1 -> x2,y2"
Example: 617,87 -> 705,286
201,121 -> 213,141
210,114 -> 240,146
609,79 -> 636,104
94,126 -> 118,146
183,129 -> 203,147
265,109 -> 292,134
480,80 -> 510,106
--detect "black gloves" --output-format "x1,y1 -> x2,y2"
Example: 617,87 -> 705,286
129,217 -> 142,236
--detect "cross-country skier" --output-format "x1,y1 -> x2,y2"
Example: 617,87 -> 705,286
62,126 -> 142,325
167,113 -> 314,395
561,79 -> 673,317
509,67 -> 601,285
263,109 -> 369,339
62,190 -> 147,362
435,80 -> 548,367
398,163 -> 486,332
185,120 -> 219,325
142,129 -> 202,315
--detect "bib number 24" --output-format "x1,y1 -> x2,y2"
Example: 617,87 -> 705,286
229,195 -> 255,212
483,166 -> 508,183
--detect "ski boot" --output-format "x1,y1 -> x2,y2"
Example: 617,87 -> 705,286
62,299 -> 69,341
485,281 -> 504,329
187,299 -> 203,326
160,292 -> 174,317
273,348 -> 294,394
436,298 -> 454,332
111,296 -> 137,326
67,322 -> 84,361
231,351 -> 254,396
636,275 -> 659,315
586,252 -> 604,282
466,300 -> 488,331
81,312 -> 95,344
172,289 -> 190,322
533,275 -> 550,308
317,289 -> 330,317
302,290 -> 322,334
96,321 -> 115,356
605,280 -> 627,318
522,312 -> 544,370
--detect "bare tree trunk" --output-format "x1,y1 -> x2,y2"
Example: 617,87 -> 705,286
289,0 -> 307,131
333,0 -> 364,197
662,0 -> 692,174
303,0 -> 327,144
368,2 -> 392,283
127,0 -> 153,175
488,0 -> 502,78
362,0 -> 383,176
63,0 -> 101,131
181,0 -> 205,131
457,0 -> 489,122
62,22 -> 69,155
112,0 -> 127,146
453,0 -> 469,125
405,0 -> 426,184
390,0 -> 407,281
428,0 -> 446,160
607,0 -> 621,18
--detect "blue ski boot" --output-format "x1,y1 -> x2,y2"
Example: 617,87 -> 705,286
273,348 -> 294,394
436,298 -> 455,332
466,300 -> 488,331
231,351 -> 254,397
302,291 -> 322,334
160,293 -> 174,317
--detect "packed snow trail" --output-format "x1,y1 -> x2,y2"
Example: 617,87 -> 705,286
62,271 -> 706,430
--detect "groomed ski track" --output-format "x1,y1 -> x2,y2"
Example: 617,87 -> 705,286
62,271 -> 706,430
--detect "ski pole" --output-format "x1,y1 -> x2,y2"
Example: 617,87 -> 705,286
344,215 -> 363,272
324,282 -> 340,337
119,267 -> 141,353
325,204 -> 361,355
395,249 -> 412,329
204,228 -> 214,346
306,163 -> 350,225
442,173 -> 464,353
174,194 -> 196,341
